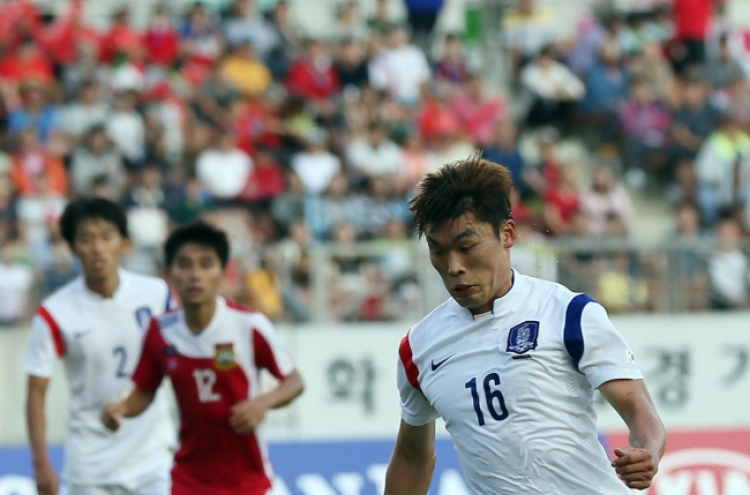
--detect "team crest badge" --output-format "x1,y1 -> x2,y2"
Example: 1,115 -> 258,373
134,307 -> 152,331
214,343 -> 237,371
506,321 -> 540,354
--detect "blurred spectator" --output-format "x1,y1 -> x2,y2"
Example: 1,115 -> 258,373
180,2 -> 225,85
333,1 -> 369,43
105,91 -> 146,166
271,170 -> 306,232
68,124 -> 126,199
223,0 -> 279,59
398,132 -> 438,193
367,0 -> 395,39
596,252 -> 649,313
543,163 -> 581,236
403,0 -> 445,52
196,130 -> 254,203
568,11 -> 624,77
669,0 -> 714,74
123,166 -> 170,253
168,177 -> 209,225
695,112 -> 750,225
704,33 -> 746,90
8,82 -> 61,144
369,26 -> 431,104
417,87 -> 461,147
266,0 -> 304,77
143,5 -> 181,68
15,170 -> 67,262
451,75 -> 506,147
512,218 -> 558,281
99,7 -> 141,64
11,128 -> 67,197
483,119 -> 541,201
194,65 -> 242,126
347,121 -> 404,183
244,248 -> 284,320
61,80 -> 108,142
708,215 -> 749,309
41,236 -> 78,295
0,37 -> 54,86
671,77 -> 718,164
630,41 -> 677,106
0,238 -> 33,327
291,128 -> 341,196
240,147 -> 286,206
619,76 -> 672,188
334,39 -> 370,91
503,0 -> 560,84
220,40 -> 272,98
578,40 -> 630,147
305,172 -> 358,240
286,38 -> 340,117
580,164 -> 635,237
712,75 -> 750,129
521,46 -> 585,132
435,33 -> 471,89
359,177 -> 410,238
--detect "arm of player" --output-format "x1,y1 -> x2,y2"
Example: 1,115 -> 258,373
26,375 -> 59,495
600,378 -> 666,491
101,387 -> 156,432
384,420 -> 436,495
229,369 -> 304,434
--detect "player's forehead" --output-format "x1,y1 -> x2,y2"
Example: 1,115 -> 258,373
74,217 -> 120,237
425,213 -> 492,244
173,242 -> 221,262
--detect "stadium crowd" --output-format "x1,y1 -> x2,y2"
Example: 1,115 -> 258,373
0,0 -> 749,326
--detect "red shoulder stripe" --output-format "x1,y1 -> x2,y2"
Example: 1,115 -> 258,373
398,332 -> 421,392
37,307 -> 65,357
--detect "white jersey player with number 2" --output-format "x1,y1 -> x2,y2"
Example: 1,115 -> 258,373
25,269 -> 176,493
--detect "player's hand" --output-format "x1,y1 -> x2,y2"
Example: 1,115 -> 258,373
611,447 -> 658,490
33,458 -> 59,495
229,397 -> 270,434
101,402 -> 123,432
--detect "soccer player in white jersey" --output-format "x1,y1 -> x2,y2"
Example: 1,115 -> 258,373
101,221 -> 304,495
384,156 -> 666,494
25,198 -> 176,495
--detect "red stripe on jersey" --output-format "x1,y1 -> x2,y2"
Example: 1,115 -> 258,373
132,318 -> 168,392
37,307 -> 65,356
253,329 -> 283,379
226,300 -> 258,314
399,332 -> 421,391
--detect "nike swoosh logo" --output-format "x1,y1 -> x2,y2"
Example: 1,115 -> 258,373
431,355 -> 454,371
73,330 -> 93,339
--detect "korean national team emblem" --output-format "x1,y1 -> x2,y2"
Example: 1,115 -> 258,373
506,321 -> 540,354
134,307 -> 153,331
215,343 -> 237,371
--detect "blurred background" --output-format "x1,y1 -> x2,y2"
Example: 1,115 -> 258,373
1,0 -> 750,494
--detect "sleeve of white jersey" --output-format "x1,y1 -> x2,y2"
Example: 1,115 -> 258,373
578,302 -> 643,390
25,314 -> 58,378
397,358 -> 439,427
251,313 -> 296,379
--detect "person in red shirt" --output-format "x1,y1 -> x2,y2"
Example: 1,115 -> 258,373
286,38 -> 340,118
670,0 -> 717,73
0,37 -> 54,85
102,221 -> 304,495
143,6 -> 180,68
543,163 -> 581,236
99,7 -> 142,64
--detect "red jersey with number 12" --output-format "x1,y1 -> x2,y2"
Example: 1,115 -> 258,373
132,297 -> 296,495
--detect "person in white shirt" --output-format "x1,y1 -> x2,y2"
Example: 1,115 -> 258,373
369,26 -> 431,105
196,130 -> 254,202
384,156 -> 666,495
25,197 -> 176,495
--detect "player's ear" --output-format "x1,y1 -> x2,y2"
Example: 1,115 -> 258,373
121,236 -> 133,254
501,219 -> 517,248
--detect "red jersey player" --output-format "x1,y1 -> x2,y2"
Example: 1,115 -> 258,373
102,221 -> 304,495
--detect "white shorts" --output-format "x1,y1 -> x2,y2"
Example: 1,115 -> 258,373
65,470 -> 170,495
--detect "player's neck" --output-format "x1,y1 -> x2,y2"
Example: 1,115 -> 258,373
184,298 -> 218,334
84,271 -> 120,299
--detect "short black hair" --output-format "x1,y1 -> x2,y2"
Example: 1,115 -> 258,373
60,197 -> 129,247
164,221 -> 230,268
410,154 -> 513,238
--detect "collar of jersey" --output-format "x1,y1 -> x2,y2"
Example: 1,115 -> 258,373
181,296 -> 227,336
454,269 -> 527,321
80,268 -> 129,302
